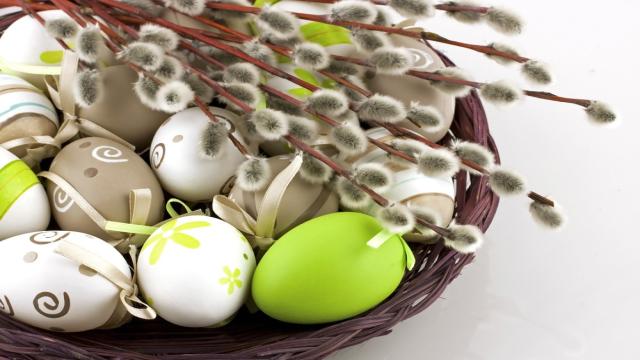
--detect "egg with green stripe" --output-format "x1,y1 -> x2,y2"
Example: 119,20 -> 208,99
0,147 -> 50,240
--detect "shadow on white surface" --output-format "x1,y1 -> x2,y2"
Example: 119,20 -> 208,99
332,0 -> 639,359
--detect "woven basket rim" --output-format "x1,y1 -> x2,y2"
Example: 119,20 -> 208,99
0,21 -> 500,359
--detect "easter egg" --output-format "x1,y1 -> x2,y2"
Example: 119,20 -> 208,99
354,128 -> 456,236
0,10 -> 69,77
44,137 -> 164,243
45,65 -> 168,151
227,155 -> 339,237
364,32 -> 455,143
252,212 -> 408,324
0,147 -> 50,240
150,107 -> 246,202
0,74 -> 59,156
137,216 -> 256,327
0,231 -> 131,332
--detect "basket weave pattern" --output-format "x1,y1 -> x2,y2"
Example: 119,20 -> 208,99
0,48 -> 499,359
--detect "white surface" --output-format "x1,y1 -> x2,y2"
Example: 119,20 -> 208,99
332,1 -> 639,359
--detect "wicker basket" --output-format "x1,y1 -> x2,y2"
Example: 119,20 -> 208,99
0,30 -> 499,358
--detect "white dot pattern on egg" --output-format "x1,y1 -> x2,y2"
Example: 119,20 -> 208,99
149,107 -> 245,202
137,216 -> 256,328
0,148 -> 50,240
0,231 -> 130,332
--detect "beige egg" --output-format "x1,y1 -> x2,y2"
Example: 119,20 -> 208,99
228,155 -> 339,238
47,65 -> 169,151
364,33 -> 455,143
0,74 -> 59,157
44,137 -> 165,242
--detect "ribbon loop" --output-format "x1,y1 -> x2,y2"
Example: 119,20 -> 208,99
54,240 -> 156,321
213,154 -> 307,250
43,51 -> 135,151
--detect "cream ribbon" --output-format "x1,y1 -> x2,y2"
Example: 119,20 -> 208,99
38,171 -> 154,253
45,51 -> 135,150
1,135 -> 60,171
54,240 -> 156,323
5,51 -> 136,167
212,154 -> 303,250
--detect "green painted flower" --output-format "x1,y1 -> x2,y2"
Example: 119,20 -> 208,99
142,219 -> 209,265
219,266 -> 242,295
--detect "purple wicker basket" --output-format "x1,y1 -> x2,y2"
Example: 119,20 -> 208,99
0,27 -> 499,358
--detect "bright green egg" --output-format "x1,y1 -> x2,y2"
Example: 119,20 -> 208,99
252,212 -> 409,324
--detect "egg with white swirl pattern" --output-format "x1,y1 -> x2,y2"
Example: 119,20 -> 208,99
44,137 -> 164,243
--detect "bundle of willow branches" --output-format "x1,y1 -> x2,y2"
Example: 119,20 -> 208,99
8,0 -> 613,254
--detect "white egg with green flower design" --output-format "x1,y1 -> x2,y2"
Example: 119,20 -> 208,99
137,215 -> 256,328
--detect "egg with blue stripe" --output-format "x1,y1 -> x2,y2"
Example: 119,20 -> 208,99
0,74 -> 59,157
0,147 -> 50,240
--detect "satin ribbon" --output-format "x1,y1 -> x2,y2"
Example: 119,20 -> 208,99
44,51 -> 135,150
213,155 -> 304,250
367,229 -> 416,271
104,198 -> 205,238
54,240 -> 156,325
38,171 -> 154,253
1,135 -> 60,171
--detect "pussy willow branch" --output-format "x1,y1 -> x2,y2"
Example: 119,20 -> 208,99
187,3 -> 592,108
141,7 -> 555,207
109,1 -> 556,207
85,0 -> 450,236
44,0 -> 253,157
205,1 -> 526,62
272,0 -> 491,14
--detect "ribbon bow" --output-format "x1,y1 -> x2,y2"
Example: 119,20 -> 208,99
45,50 -> 135,150
38,171 -> 154,253
55,240 -> 156,327
212,154 -> 304,251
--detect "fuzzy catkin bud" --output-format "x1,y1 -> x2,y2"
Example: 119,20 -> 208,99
76,26 -> 104,64
370,47 -> 413,75
74,70 -> 102,108
358,94 -> 407,123
200,122 -> 229,158
236,157 -> 272,192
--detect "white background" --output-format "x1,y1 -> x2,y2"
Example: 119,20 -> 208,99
333,0 -> 639,359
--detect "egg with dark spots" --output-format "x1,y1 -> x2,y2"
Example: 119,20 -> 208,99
44,137 -> 164,244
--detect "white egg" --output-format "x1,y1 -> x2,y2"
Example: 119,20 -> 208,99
149,107 -> 245,202
356,128 -> 456,230
0,231 -> 131,332
137,215 -> 256,328
0,147 -> 50,240
0,74 -> 59,152
0,10 -> 70,75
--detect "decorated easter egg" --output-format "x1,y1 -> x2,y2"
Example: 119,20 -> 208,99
353,128 -> 455,236
364,30 -> 455,142
0,148 -> 50,240
0,11 -> 69,77
150,107 -> 246,202
45,65 -> 168,151
228,155 -> 339,237
0,74 -> 59,155
137,215 -> 256,327
44,137 -> 164,243
0,231 -> 131,332
252,212 -> 409,324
